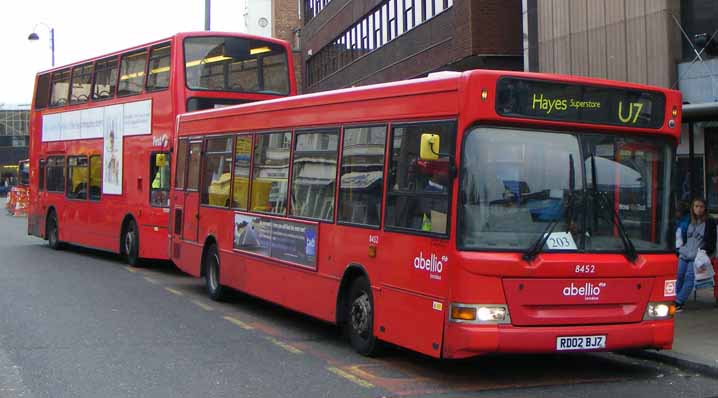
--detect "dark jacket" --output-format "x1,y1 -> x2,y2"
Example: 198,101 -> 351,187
679,217 -> 717,257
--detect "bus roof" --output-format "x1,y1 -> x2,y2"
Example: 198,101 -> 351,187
33,31 -> 292,75
177,69 -> 682,139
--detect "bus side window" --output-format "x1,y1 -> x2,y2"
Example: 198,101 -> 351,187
385,121 -> 455,235
70,63 -> 93,104
66,156 -> 89,200
291,128 -> 339,221
50,69 -> 71,107
38,159 -> 46,191
46,157 -> 65,193
337,125 -> 387,227
232,136 -> 252,210
187,142 -> 202,191
201,138 -> 233,207
34,74 -> 51,110
89,155 -> 102,201
175,140 -> 189,190
118,50 -> 148,96
92,57 -> 119,100
251,132 -> 291,214
146,44 -> 171,91
150,152 -> 170,207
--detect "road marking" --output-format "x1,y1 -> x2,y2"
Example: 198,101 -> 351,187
223,315 -> 254,330
143,276 -> 159,284
165,287 -> 184,296
191,300 -> 214,311
264,336 -> 303,354
125,266 -> 137,273
327,366 -> 375,388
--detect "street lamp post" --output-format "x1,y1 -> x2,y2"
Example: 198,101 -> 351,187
28,23 -> 55,67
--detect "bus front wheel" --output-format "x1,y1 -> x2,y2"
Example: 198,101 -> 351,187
205,244 -> 226,301
346,276 -> 381,356
123,219 -> 140,266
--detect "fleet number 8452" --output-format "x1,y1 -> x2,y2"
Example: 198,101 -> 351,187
575,264 -> 595,274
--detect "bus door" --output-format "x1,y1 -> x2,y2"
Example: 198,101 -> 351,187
182,141 -> 203,242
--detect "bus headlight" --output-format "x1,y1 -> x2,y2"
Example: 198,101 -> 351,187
450,304 -> 510,324
644,302 -> 675,320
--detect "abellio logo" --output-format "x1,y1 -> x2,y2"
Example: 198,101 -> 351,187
414,251 -> 445,280
562,282 -> 606,301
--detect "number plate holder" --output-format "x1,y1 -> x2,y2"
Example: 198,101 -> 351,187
556,335 -> 606,351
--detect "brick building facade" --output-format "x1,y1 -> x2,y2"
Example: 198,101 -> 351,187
299,0 -> 523,93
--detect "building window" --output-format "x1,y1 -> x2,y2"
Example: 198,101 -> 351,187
385,121 -> 455,234
66,156 -> 88,200
201,137 -> 233,207
46,156 -> 65,193
338,126 -> 387,227
290,129 -> 339,221
251,132 -> 291,214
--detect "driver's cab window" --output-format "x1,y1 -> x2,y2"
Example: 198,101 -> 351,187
150,152 -> 170,207
385,121 -> 455,234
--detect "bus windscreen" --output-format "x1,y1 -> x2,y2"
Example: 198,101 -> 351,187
495,77 -> 666,129
184,37 -> 290,95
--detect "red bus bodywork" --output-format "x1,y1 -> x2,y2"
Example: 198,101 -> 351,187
172,70 -> 681,358
27,32 -> 296,262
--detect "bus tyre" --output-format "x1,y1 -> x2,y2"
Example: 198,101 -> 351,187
205,244 -> 226,301
346,276 -> 381,356
123,219 -> 140,266
47,213 -> 63,250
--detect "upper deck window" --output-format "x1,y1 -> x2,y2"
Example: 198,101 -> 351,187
34,74 -> 51,109
70,63 -> 94,105
146,44 -> 171,91
118,50 -> 148,96
184,37 -> 290,95
92,57 -> 119,100
50,69 -> 71,107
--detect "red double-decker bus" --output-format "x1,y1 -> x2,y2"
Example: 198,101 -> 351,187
27,32 -> 296,265
171,70 -> 681,357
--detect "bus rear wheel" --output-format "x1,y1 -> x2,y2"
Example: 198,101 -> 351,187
123,219 -> 140,266
205,244 -> 226,301
346,276 -> 381,356
47,212 -> 63,250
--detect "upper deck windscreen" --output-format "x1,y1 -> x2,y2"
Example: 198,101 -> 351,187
184,36 -> 290,96
495,77 -> 666,129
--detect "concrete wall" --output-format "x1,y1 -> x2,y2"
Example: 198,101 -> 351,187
536,0 -> 682,88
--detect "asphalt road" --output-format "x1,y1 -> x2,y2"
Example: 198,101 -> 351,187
1,213 -> 717,398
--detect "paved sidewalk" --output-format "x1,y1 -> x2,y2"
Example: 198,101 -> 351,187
632,288 -> 718,376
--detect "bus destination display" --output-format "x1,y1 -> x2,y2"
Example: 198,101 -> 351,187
495,77 -> 666,128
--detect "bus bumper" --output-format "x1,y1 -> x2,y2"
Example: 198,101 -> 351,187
442,320 -> 674,359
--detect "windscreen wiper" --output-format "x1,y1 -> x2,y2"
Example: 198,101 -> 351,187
523,154 -> 577,262
589,154 -> 638,263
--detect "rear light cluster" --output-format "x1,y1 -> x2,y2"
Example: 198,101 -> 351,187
450,304 -> 510,324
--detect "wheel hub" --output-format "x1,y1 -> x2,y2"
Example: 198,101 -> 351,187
351,293 -> 371,336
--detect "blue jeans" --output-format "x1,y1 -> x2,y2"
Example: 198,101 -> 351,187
676,258 -> 695,305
